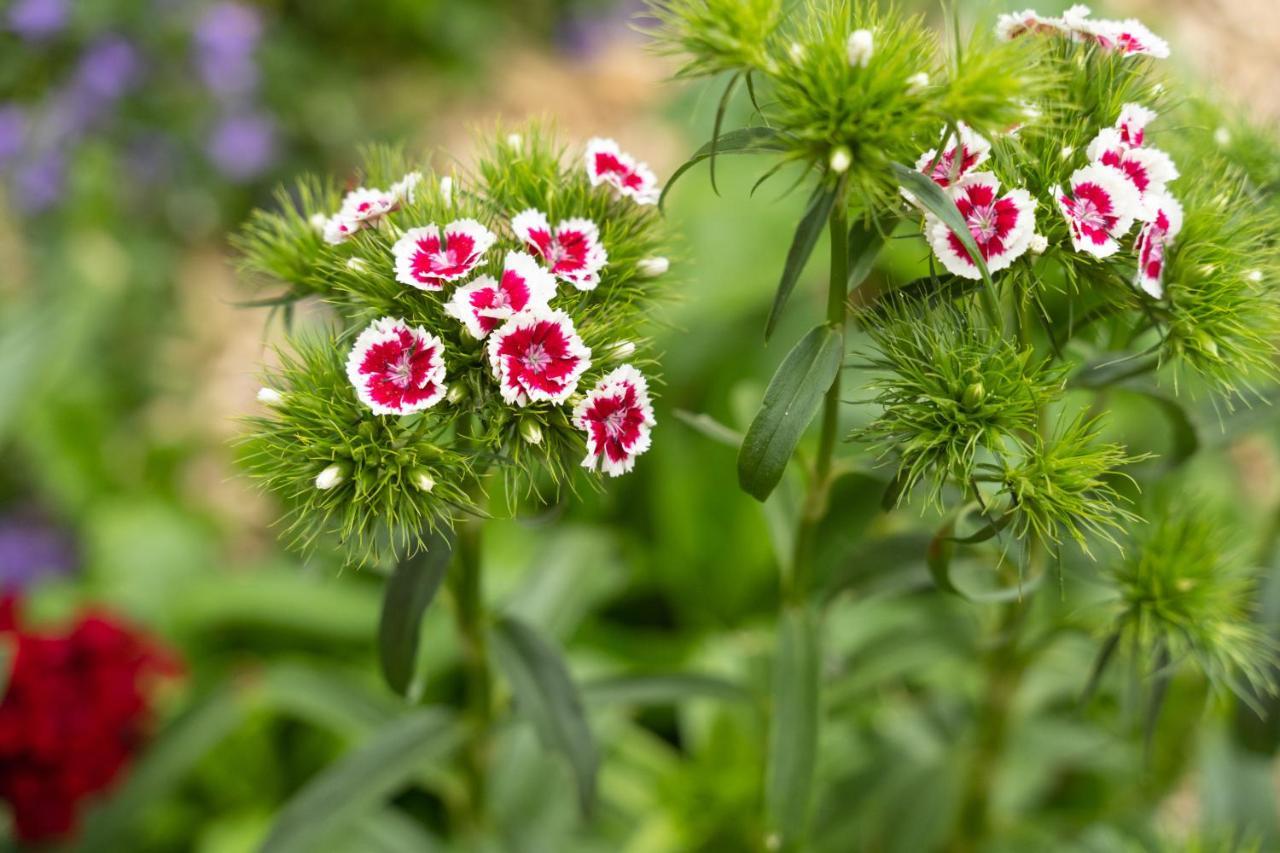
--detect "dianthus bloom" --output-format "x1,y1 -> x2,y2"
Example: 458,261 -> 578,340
585,138 -> 659,205
0,597 -> 178,843
323,187 -> 396,244
1086,127 -> 1178,212
1116,103 -> 1157,147
995,9 -> 1066,41
996,5 -> 1170,59
346,317 -> 448,415
1133,192 -> 1184,298
445,251 -> 557,339
1055,163 -> 1142,258
915,122 -> 992,190
488,308 -> 592,406
392,219 -> 496,291
511,209 -> 608,291
572,365 -> 655,477
925,173 -> 1037,279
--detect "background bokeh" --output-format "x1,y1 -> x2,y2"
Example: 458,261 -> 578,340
3,0 -> 1280,850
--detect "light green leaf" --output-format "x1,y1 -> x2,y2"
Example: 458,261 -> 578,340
674,408 -> 743,448
378,530 -> 453,695
766,605 -> 821,849
261,710 -> 460,853
660,126 -> 790,209
491,615 -> 599,817
765,182 -> 838,340
738,324 -> 844,501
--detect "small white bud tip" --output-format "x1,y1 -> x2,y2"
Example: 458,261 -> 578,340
1214,127 -> 1232,146
412,470 -> 435,493
846,29 -> 874,68
520,420 -> 543,446
905,72 -> 929,94
1029,234 -> 1049,255
309,213 -> 329,233
440,175 -> 453,207
315,463 -> 346,491
257,387 -> 284,406
637,256 -> 669,278
446,384 -> 468,404
507,133 -> 523,152
346,257 -> 367,272
1247,270 -> 1264,283
609,340 -> 637,361
1060,145 -> 1074,160
829,145 -> 852,174
788,41 -> 805,62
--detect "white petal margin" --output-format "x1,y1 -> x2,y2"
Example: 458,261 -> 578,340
584,137 -> 660,206
444,218 -> 498,261
486,308 -> 592,406
511,207 -> 551,246
444,275 -> 500,340
923,174 -> 1036,280
392,225 -> 441,289
558,216 -> 609,290
390,171 -> 423,205
1117,103 -> 1157,145
1134,191 -> 1184,298
345,317 -> 448,416
503,249 -> 560,308
1055,162 -> 1143,258
572,364 -> 656,478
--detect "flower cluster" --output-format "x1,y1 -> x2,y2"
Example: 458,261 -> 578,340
0,597 -> 178,842
238,130 -> 670,564
995,4 -> 1169,59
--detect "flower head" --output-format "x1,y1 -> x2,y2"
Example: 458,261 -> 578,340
1133,192 -> 1184,298
585,138 -> 659,205
488,309 -> 592,406
444,251 -> 557,339
1117,103 -> 1157,147
1055,163 -> 1142,257
1089,17 -> 1170,58
915,122 -> 992,190
346,317 -> 448,415
511,208 -> 608,291
392,220 -> 496,291
573,365 -> 656,477
995,9 -> 1065,41
925,173 -> 1036,279
1086,127 -> 1179,210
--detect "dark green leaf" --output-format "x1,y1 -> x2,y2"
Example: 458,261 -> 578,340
927,504 -> 1029,602
766,605 -> 821,848
1080,629 -> 1122,706
710,72 -> 743,195
821,533 -> 933,602
1120,389 -> 1199,469
581,673 -> 753,707
491,615 -> 599,817
891,162 -> 1000,327
261,710 -> 460,853
926,512 -> 963,597
880,470 -> 911,511
765,182 -> 838,340
674,408 -> 743,448
846,219 -> 886,294
738,324 -> 844,501
660,126 -> 789,209
378,530 -> 454,695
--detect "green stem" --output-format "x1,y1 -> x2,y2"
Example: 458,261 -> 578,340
786,192 -> 848,603
451,515 -> 491,831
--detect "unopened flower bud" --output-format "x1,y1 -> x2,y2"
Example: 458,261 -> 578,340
1247,270 -> 1264,283
962,382 -> 985,409
520,419 -> 543,446
1029,233 -> 1048,255
410,468 -> 435,493
638,256 -> 669,278
1193,332 -> 1220,358
346,257 -> 367,272
309,213 -> 328,233
1060,145 -> 1074,160
257,387 -> 284,406
446,384 -> 468,405
608,340 -> 637,361
905,72 -> 929,94
507,133 -> 523,152
1214,127 -> 1231,147
788,41 -> 805,62
829,145 -> 852,174
846,29 -> 874,68
315,463 -> 348,491
440,175 -> 453,207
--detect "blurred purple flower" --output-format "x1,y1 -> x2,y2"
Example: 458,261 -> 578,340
73,37 -> 142,100
207,111 -> 276,181
7,0 -> 68,42
0,106 -> 25,170
0,511 -> 77,592
13,150 -> 65,212
195,2 -> 263,100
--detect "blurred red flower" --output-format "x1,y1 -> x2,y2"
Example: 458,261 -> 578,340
0,596 -> 180,842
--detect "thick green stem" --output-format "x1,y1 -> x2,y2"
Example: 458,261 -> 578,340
786,196 -> 848,603
451,516 -> 491,830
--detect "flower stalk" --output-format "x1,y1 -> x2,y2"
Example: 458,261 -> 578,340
450,513 -> 492,830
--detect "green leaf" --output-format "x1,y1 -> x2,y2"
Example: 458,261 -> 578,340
738,324 -> 844,501
261,710 -> 460,853
710,72 -> 743,195
891,162 -> 1000,328
378,530 -> 453,695
1080,629 -> 1122,706
766,605 -> 821,848
765,182 -> 838,340
927,504 -> 1024,602
581,673 -> 753,707
660,126 -> 789,209
1120,389 -> 1199,469
821,533 -> 934,602
674,408 -> 743,448
846,219 -> 886,294
491,614 -> 599,817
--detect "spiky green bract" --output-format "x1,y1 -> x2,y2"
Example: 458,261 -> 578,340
1106,501 -> 1276,701
238,337 -> 477,567
937,27 -> 1051,142
1157,162 -> 1280,396
997,414 -> 1140,555
854,302 -> 1064,508
646,0 -> 781,79
235,126 -> 672,565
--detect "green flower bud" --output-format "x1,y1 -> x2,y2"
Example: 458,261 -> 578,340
962,381 -> 985,409
520,419 -> 543,446
410,467 -> 436,493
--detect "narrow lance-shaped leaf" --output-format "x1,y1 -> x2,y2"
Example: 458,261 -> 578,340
261,710 -> 461,853
765,182 -> 838,341
846,218 -> 887,294
891,162 -> 1001,328
378,530 -> 454,696
660,126 -> 790,209
491,615 -> 599,817
581,673 -> 753,708
766,605 -> 821,849
738,324 -> 845,501
674,408 -> 743,448
709,72 -> 743,195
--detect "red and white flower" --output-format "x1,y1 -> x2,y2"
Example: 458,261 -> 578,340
392,220 -> 496,291
997,6 -> 1169,59
346,317 -> 448,416
924,173 -> 1037,279
1116,103 -> 1157,147
585,138 -> 660,205
1086,127 -> 1179,214
915,123 -> 992,190
1054,162 -> 1142,257
995,9 -> 1066,41
1088,17 -> 1170,58
322,187 -> 398,245
511,208 -> 609,291
1133,192 -> 1183,298
444,251 -> 557,339
487,309 -> 591,406
572,365 -> 655,477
